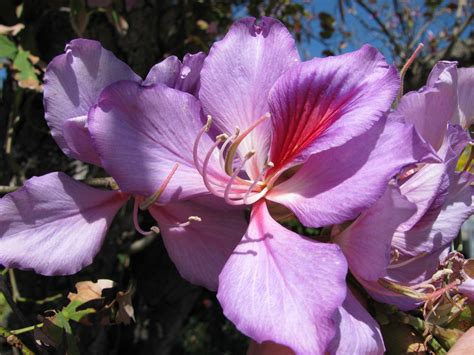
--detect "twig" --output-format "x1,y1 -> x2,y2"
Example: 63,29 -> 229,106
0,177 -> 118,194
441,13 -> 473,59
0,326 -> 35,355
355,0 -> 403,57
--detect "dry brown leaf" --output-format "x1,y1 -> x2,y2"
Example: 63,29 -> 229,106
68,279 -> 114,303
0,24 -> 25,36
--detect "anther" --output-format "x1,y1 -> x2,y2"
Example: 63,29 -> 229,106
140,163 -> 179,210
176,215 -> 202,228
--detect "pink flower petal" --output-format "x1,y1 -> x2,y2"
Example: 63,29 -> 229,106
328,290 -> 385,355
150,196 -> 247,291
268,45 -> 399,170
44,39 -> 140,163
89,81 -> 215,202
199,17 -> 300,174
267,118 -> 436,228
217,201 -> 347,354
334,185 -> 416,281
0,173 -> 128,275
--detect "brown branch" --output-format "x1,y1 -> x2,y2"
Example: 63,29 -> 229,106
0,177 -> 118,195
441,13 -> 474,60
355,0 -> 404,57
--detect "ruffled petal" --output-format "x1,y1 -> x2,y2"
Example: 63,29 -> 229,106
328,290 -> 385,355
89,81 -> 214,202
217,201 -> 347,354
149,196 -> 247,291
267,118 -> 436,228
398,162 -> 449,231
269,45 -> 399,170
457,67 -> 474,129
393,61 -> 458,150
44,39 -> 140,162
143,52 -> 206,96
199,17 -> 300,174
0,173 -> 128,275
334,185 -> 416,281
459,277 -> 474,302
392,172 -> 474,256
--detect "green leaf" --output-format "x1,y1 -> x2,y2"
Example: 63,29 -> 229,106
0,35 -> 18,59
12,48 -> 40,90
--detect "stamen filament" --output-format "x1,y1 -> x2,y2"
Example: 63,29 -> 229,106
243,161 -> 274,204
140,163 -> 179,210
193,115 -> 212,174
224,113 -> 270,176
387,252 -> 428,269
133,198 -> 159,236
224,150 -> 255,205
219,128 -> 240,169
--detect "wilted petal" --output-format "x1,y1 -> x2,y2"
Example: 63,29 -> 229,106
89,81 -> 214,202
268,118 -> 436,228
328,290 -> 385,355
217,201 -> 347,354
143,52 -> 206,95
149,196 -> 247,291
334,185 -> 416,281
200,17 -> 300,173
44,39 -> 140,161
361,248 -> 449,311
392,172 -> 474,256
0,173 -> 128,275
269,45 -> 399,170
457,67 -> 474,129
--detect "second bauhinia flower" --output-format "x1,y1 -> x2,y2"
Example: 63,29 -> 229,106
87,17 -> 436,353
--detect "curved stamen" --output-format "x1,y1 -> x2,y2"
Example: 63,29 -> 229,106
219,127 -> 240,169
133,198 -> 159,236
243,161 -> 274,205
202,135 -> 230,197
224,150 -> 255,204
140,163 -> 179,210
387,252 -> 428,269
224,113 -> 270,176
193,115 -> 213,174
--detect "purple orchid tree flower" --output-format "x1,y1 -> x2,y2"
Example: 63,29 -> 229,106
0,39 -> 220,277
335,61 -> 474,312
88,17 -> 436,353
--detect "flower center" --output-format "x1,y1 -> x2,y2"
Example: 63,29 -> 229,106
193,113 -> 274,205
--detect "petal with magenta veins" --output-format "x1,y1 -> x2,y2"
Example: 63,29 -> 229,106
328,290 -> 385,355
89,81 -> 220,202
149,196 -> 247,291
268,45 -> 399,170
44,39 -> 140,162
267,118 -> 437,228
334,185 -> 416,281
0,172 -> 128,276
199,17 -> 300,175
217,201 -> 347,354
